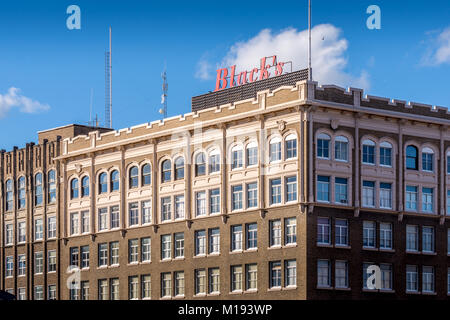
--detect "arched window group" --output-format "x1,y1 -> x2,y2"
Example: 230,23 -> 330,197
406,145 -> 435,172
361,139 -> 393,166
70,176 -> 90,199
317,133 -> 349,162
128,163 -> 152,189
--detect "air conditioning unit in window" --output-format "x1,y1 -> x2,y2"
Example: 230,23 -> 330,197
340,199 -> 347,204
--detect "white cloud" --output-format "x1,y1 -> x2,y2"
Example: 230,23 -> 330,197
198,24 -> 369,89
195,59 -> 213,80
0,87 -> 50,118
422,27 -> 450,66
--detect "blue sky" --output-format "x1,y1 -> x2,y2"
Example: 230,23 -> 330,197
0,0 -> 449,150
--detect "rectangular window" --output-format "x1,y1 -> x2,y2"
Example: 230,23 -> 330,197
70,247 -> 79,267
362,181 -> 375,207
406,265 -> 418,292
285,260 -> 297,287
34,218 -> 43,241
70,213 -> 79,235
142,200 -> 152,224
379,183 -> 392,209
269,141 -> 281,162
18,254 -> 26,276
335,219 -> 348,246
422,266 -> 435,293
175,271 -> 185,296
422,187 -> 433,213
5,224 -> 13,245
362,144 -> 375,164
247,146 -> 258,166
286,176 -> 297,202
18,221 -> 26,243
110,206 -> 120,229
317,260 -> 331,288
81,245 -> 89,269
48,250 -> 57,272
209,189 -> 220,214
35,251 -> 43,274
195,230 -> 206,256
286,138 -> 297,159
110,241 -> 119,265
270,220 -> 281,247
269,261 -> 282,288
232,185 -> 243,210
335,261 -> 348,288
34,286 -> 44,300
335,140 -> 348,161
363,221 -> 376,248
270,179 -> 282,204
247,183 -> 258,208
406,186 -> 418,211
335,178 -> 348,204
5,256 -> 13,277
98,279 -> 108,300
231,225 -> 242,251
380,223 -> 392,250
209,228 -> 220,254
422,153 -> 433,171
142,275 -> 151,299
422,226 -> 435,253
317,137 -> 330,159
174,233 -> 184,258
48,285 -> 56,300
232,149 -> 243,169
18,288 -> 26,300
246,223 -> 257,250
129,276 -> 139,300
98,243 -> 108,267
447,190 -> 450,215
196,191 -> 206,216
285,217 -> 297,245
161,197 -> 171,221
81,281 -> 89,300
161,234 -> 172,260
317,217 -> 330,245
81,211 -> 90,233
128,239 -> 139,264
245,264 -> 258,291
379,146 -> 392,166
141,237 -> 151,262
98,208 -> 108,231
129,202 -> 139,226
317,176 -> 330,202
380,264 -> 393,290
110,278 -> 120,300
209,154 -> 220,173
195,269 -> 206,295
174,195 -> 185,219
231,265 -> 243,292
406,225 -> 419,252
209,268 -> 220,294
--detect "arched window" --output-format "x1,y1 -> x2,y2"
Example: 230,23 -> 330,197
406,145 -> 418,170
246,142 -> 258,166
35,173 -> 43,205
162,160 -> 171,183
70,178 -> 79,199
209,150 -> 220,173
422,147 -> 434,172
334,136 -> 349,161
285,134 -> 297,159
111,170 -> 120,191
99,172 -> 108,194
231,145 -> 243,169
317,133 -> 331,159
142,164 -> 151,186
380,142 -> 393,167
48,170 -> 56,203
81,176 -> 90,197
362,139 -> 376,165
269,137 -> 282,162
195,153 -> 206,176
129,166 -> 138,188
174,157 -> 184,180
18,177 -> 26,209
5,179 -> 13,211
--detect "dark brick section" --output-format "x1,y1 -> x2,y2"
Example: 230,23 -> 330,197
307,206 -> 450,300
191,69 -> 309,112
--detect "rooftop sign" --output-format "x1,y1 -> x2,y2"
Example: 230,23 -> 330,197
214,55 -> 291,92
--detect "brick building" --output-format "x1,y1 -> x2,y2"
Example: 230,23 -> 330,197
1,71 -> 449,300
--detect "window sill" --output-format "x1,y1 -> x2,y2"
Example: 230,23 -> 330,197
406,290 -> 421,295
317,243 -> 333,248
173,295 -> 185,299
229,290 -> 243,295
316,286 -> 333,290
335,287 -> 351,291
379,248 -> 395,253
362,247 -> 378,251
421,251 -> 437,256
406,250 -> 420,255
334,245 -> 351,249
229,250 -> 243,254
267,287 -> 282,292
422,291 -> 437,296
244,289 -> 258,294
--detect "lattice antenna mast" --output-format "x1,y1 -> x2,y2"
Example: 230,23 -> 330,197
105,27 -> 112,128
159,68 -> 168,118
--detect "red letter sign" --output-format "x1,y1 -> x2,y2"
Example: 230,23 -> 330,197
215,68 -> 228,92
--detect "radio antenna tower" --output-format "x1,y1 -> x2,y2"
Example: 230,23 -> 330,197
308,0 -> 313,80
159,67 -> 168,118
105,26 -> 112,128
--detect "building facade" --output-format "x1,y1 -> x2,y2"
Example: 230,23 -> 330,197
1,75 -> 450,300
